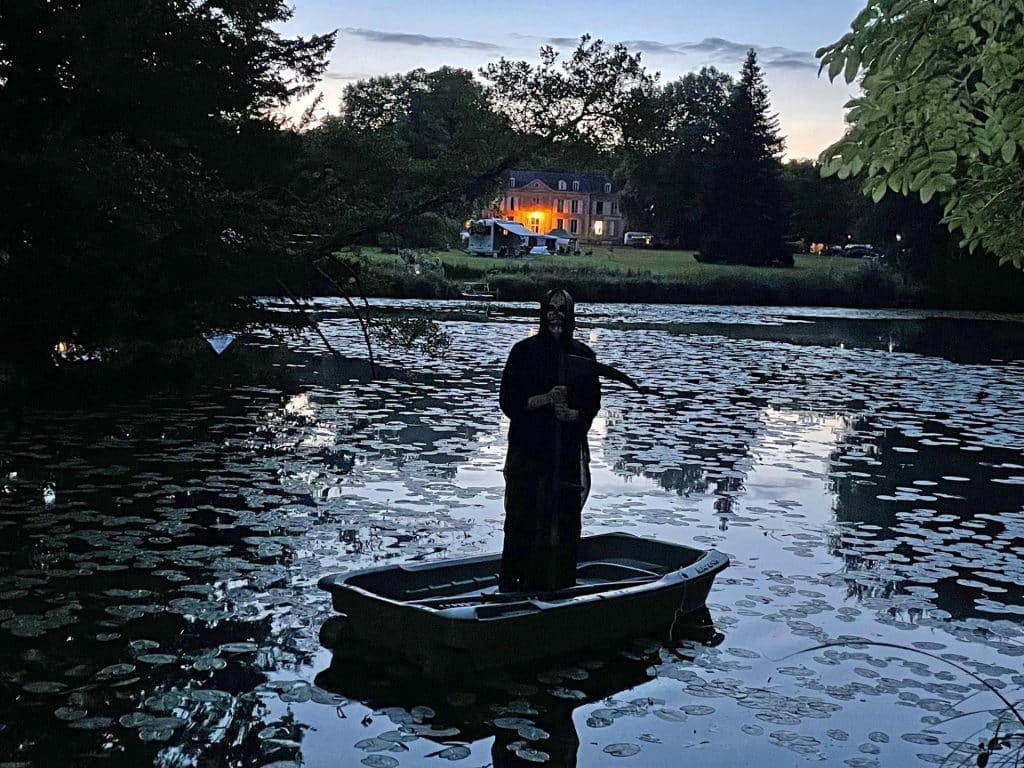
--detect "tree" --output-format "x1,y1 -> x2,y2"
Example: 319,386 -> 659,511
0,0 -> 334,354
699,50 -> 791,265
782,159 -> 871,245
305,36 -> 658,255
817,0 -> 1024,267
617,67 -> 733,247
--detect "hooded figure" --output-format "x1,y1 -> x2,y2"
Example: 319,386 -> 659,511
498,288 -> 602,591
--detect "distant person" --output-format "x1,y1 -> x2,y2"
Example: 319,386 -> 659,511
498,289 -> 601,592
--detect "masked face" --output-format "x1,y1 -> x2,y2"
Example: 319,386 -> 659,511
545,292 -> 567,340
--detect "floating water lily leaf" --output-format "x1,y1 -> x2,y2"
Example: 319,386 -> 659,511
137,654 -> 177,665
219,642 -> 258,654
360,756 -> 399,768
514,747 -> 549,763
68,716 -> 114,730
22,681 -> 67,694
603,743 -> 641,757
310,687 -> 349,706
435,745 -> 471,760
192,657 -> 227,671
97,663 -> 136,678
54,706 -> 88,721
279,683 -> 311,703
517,725 -> 550,741
354,738 -> 397,752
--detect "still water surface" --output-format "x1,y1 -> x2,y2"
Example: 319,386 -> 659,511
1,301 -> 1023,767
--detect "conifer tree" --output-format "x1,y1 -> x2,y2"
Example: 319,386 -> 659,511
699,50 -> 791,266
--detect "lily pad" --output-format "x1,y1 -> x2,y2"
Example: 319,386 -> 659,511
604,743 -> 641,757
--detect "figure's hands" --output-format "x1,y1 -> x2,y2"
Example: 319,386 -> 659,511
548,385 -> 568,406
554,403 -> 579,422
526,385 -> 569,411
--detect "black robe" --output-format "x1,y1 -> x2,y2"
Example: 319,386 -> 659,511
498,294 -> 601,591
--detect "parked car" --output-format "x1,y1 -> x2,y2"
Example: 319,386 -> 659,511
842,243 -> 877,258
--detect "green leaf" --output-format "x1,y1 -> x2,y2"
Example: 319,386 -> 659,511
1000,138 -> 1016,162
920,183 -> 936,204
828,55 -> 845,82
844,49 -> 861,83
871,182 -> 887,203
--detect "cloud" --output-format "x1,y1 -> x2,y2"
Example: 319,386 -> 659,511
618,39 -> 686,55
674,37 -> 816,70
542,37 -> 581,47
324,71 -> 374,81
341,27 -> 501,52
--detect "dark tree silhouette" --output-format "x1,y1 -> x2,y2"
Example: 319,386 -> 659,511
698,50 -> 791,266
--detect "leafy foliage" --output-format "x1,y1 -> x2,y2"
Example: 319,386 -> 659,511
699,50 -> 791,266
0,0 -> 335,351
818,0 -> 1024,266
617,68 -> 733,248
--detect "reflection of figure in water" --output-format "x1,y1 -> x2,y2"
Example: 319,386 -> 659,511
499,288 -> 601,591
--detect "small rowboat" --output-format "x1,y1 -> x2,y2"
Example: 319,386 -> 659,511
318,533 -> 729,677
460,281 -> 496,301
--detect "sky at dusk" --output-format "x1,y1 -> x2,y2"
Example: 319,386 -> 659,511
280,0 -> 867,159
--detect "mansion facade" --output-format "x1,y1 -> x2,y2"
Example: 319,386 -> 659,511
492,170 -> 624,244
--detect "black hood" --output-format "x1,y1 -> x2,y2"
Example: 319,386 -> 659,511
538,288 -> 576,341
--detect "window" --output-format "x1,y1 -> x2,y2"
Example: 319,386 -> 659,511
530,217 -> 540,233
593,220 -> 604,236
532,197 -> 541,205
572,180 -> 580,191
595,201 -> 605,215
570,219 -> 579,234
508,196 -> 516,211
570,199 -> 579,214
607,220 -> 616,237
556,218 -> 564,230
556,199 -> 564,213
611,201 -> 618,215
558,179 -> 567,191
604,182 -> 612,193
510,176 -> 516,188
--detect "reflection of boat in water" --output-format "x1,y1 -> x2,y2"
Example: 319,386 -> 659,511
316,608 -> 722,767
318,533 -> 728,676
461,281 -> 497,301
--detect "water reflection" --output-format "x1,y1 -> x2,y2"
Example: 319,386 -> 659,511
1,301 -> 1023,766
829,415 -> 1024,620
314,612 -> 721,767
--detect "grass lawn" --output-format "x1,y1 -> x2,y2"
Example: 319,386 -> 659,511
364,246 -> 867,281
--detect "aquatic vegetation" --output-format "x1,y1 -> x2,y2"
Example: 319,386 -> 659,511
0,301 -> 1022,765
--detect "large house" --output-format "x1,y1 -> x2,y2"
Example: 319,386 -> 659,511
491,170 -> 624,244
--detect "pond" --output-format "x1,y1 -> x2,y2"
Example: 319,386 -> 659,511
1,300 -> 1023,767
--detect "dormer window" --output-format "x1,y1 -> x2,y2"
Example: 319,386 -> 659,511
572,180 -> 580,192
558,179 -> 567,191
510,176 -> 516,188
604,182 -> 612,193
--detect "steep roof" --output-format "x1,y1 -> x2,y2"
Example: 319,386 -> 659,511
507,169 -> 615,194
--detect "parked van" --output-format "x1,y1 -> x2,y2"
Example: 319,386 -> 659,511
623,231 -> 655,247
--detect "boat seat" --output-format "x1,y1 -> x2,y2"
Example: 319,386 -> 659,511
575,561 -> 660,581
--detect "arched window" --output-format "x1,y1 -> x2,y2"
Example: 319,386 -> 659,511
558,179 -> 567,190
572,180 -> 580,192
510,176 -> 516,188
604,182 -> 612,193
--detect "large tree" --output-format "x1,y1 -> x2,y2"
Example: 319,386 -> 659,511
617,67 -> 733,248
699,50 -> 791,265
0,0 -> 334,354
817,0 -> 1024,267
